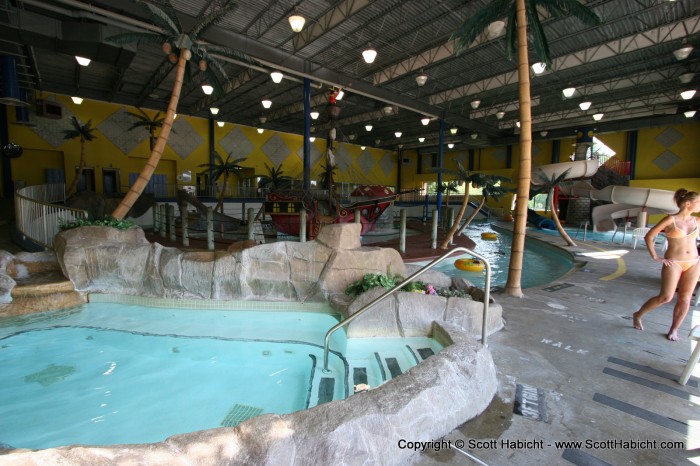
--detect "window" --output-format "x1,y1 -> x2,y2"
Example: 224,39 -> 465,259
528,193 -> 549,211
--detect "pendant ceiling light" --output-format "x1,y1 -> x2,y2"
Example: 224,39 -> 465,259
447,143 -> 454,149
531,62 -> 547,74
288,10 -> 305,33
75,56 -> 91,66
450,127 -> 458,135
310,111 -> 319,120
270,71 -> 283,83
579,101 -> 592,111
261,99 -> 272,108
362,45 -> 377,64
684,110 -> 696,118
71,96 -> 83,104
421,117 -> 430,125
592,113 -> 604,121
673,44 -> 693,61
562,87 -> 576,98
680,89 -> 696,100
201,84 -> 214,95
470,99 -> 481,109
496,111 -> 505,119
415,73 -> 428,86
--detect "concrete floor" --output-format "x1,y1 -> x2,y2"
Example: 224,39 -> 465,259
1,212 -> 698,465
415,225 -> 700,466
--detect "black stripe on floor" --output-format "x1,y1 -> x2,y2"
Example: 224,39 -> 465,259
607,356 -> 698,388
592,393 -> 688,434
603,367 -> 694,401
386,357 -> 402,379
417,347 -> 435,360
562,448 -> 612,466
374,352 -> 387,383
318,377 -> 335,405
353,367 -> 367,386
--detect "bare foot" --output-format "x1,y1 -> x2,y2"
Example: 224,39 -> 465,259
632,311 -> 643,331
667,330 -> 679,341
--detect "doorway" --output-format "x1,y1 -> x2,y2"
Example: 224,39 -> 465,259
77,167 -> 95,192
102,168 -> 120,194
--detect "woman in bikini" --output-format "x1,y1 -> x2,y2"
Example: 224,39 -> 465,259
633,188 -> 700,341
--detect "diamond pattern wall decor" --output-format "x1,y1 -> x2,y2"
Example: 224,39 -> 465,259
98,107 -> 147,155
378,152 -> 395,177
357,150 -> 376,174
262,134 -> 292,167
492,148 -> 506,164
168,119 -> 203,159
333,144 -> 352,169
220,127 -> 255,160
31,106 -> 78,149
655,127 -> 683,148
295,141 -> 324,168
652,150 -> 681,171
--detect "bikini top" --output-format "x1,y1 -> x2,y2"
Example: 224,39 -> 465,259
665,216 -> 699,239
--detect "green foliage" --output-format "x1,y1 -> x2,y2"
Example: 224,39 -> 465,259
345,273 -> 401,297
63,116 -> 97,142
59,217 -> 135,231
435,288 -> 472,299
401,281 -> 426,293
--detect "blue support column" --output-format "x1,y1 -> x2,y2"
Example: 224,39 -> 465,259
552,140 -> 560,163
627,130 -> 638,180
506,145 -> 512,168
208,116 -> 215,194
303,78 -> 311,192
436,119 -> 445,221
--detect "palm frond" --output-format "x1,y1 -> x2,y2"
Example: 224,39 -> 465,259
504,9 -> 517,61
451,0 -> 512,54
147,0 -> 182,32
543,0 -> 602,26
189,0 -> 238,40
526,1 -> 552,65
105,31 -> 164,46
136,0 -> 180,36
203,66 -> 226,98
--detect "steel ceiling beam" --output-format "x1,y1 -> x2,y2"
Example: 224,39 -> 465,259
291,0 -> 372,53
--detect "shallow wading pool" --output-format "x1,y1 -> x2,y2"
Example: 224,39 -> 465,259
0,299 -> 443,449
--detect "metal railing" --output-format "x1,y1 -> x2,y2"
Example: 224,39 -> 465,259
322,246 -> 491,371
14,184 -> 88,249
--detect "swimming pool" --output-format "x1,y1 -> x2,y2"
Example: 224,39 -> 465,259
0,301 -> 442,449
414,223 -> 574,289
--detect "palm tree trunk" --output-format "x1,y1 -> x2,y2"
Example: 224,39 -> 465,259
66,136 -> 86,196
215,175 -> 228,213
454,196 -> 485,238
550,191 -> 577,246
504,0 -> 532,298
111,52 -> 187,220
438,185 -> 470,249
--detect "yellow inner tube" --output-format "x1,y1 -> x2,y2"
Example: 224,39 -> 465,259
481,232 -> 498,240
454,258 -> 485,272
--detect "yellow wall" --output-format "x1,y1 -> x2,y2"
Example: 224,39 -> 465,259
634,123 -> 700,180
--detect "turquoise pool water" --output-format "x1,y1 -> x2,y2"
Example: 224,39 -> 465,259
0,302 -> 441,449
414,223 -> 574,289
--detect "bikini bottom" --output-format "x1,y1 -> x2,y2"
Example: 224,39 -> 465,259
670,258 -> 700,272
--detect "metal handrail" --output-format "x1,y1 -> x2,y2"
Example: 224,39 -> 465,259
322,246 -> 491,371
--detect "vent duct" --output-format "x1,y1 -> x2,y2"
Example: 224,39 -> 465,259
0,55 -> 29,106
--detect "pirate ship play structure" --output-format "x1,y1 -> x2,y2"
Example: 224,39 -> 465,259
264,89 -> 397,239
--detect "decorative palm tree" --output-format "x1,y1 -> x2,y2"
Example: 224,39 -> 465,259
198,152 -> 246,213
127,108 -> 164,151
452,0 -> 601,296
63,116 -> 97,196
437,162 -> 510,249
532,168 -> 577,246
258,163 -> 292,190
453,179 -> 510,239
106,0 -> 254,220
437,181 -> 459,208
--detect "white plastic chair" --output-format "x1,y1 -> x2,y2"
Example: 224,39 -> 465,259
632,227 -> 650,250
679,325 -> 700,385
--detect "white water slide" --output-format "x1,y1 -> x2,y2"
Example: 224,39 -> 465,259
586,186 -> 677,231
532,159 -> 600,184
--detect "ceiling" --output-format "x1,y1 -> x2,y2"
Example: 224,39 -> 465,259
0,0 -> 698,152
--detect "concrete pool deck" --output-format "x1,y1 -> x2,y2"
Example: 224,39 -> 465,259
414,223 -> 700,465
1,220 -> 699,464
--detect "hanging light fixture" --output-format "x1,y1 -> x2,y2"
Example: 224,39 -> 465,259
270,71 -> 283,83
680,89 -> 696,100
470,132 -> 478,140
447,143 -> 454,149
375,138 -> 381,144
470,99 -> 481,109
362,45 -> 377,64
516,121 -> 520,128
261,99 -> 272,109
592,113 -> 604,121
210,107 -> 220,115
335,89 -> 345,100
217,121 -> 225,127
394,131 -> 402,138
259,116 -> 267,124
257,128 -> 264,134
418,137 -> 425,143
450,127 -> 458,135
361,146 -> 366,150
309,137 -> 316,142
71,96 -> 83,104
673,44 -> 693,61
496,111 -> 505,119
201,84 -> 214,95
531,62 -> 547,74
487,20 -> 505,38
416,73 -> 428,86
310,111 -> 320,120
562,87 -> 576,98
288,9 -> 305,33
75,56 -> 91,66
383,105 -> 393,115
684,110 -> 696,118
365,124 -> 373,131
679,72 -> 695,84
421,117 -> 430,125
540,130 -> 549,137
579,101 -> 592,111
